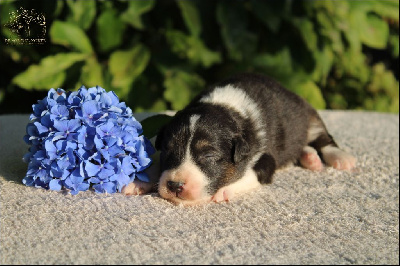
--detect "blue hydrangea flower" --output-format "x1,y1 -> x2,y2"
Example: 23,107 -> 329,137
23,86 -> 155,195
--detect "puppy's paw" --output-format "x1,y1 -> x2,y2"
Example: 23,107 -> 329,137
322,146 -> 357,171
211,187 -> 234,203
121,180 -> 154,196
300,146 -> 324,171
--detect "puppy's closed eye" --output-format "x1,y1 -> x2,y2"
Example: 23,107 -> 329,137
198,152 -> 221,163
202,153 -> 218,159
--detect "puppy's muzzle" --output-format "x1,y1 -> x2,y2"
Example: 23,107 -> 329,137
167,181 -> 184,195
158,166 -> 209,204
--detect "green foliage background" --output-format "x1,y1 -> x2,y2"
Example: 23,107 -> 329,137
0,0 -> 399,114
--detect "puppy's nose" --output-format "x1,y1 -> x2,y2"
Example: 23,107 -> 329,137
167,181 -> 184,193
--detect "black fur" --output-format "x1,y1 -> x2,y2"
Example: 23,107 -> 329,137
253,153 -> 276,184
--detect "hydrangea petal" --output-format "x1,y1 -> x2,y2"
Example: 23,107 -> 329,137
49,179 -> 62,191
93,181 -> 116,194
45,140 -> 57,160
85,161 -> 100,176
53,120 -> 69,132
121,157 -> 135,176
23,175 -> 36,186
34,122 -> 49,135
110,172 -> 130,188
50,104 -> 69,120
98,166 -> 115,179
100,92 -> 112,107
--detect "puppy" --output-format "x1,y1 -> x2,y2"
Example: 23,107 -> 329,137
122,73 -> 356,205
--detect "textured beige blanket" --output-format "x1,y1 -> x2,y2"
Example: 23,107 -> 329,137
0,111 -> 398,264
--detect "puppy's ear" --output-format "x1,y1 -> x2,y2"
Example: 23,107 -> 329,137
155,126 -> 165,151
232,135 -> 250,163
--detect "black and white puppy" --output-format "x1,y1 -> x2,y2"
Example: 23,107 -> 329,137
122,73 -> 356,205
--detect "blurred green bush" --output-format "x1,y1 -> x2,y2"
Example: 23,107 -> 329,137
0,0 -> 398,113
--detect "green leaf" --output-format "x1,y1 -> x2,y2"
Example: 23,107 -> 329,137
250,0 -> 287,33
252,48 -> 293,80
328,93 -> 348,110
109,44 -> 151,98
177,0 -> 201,37
50,21 -> 93,53
316,12 -> 344,55
81,56 -> 104,88
12,53 -> 88,90
166,30 -> 221,67
291,18 -> 317,51
349,0 -> 399,20
371,0 -> 399,20
141,114 -> 174,139
389,34 -> 399,58
311,46 -> 334,84
96,9 -> 125,52
216,1 -> 258,61
359,13 -> 389,49
53,0 -> 65,18
368,63 -> 399,98
338,49 -> 370,84
345,16 -> 362,54
348,5 -> 390,50
0,1 -> 17,26
163,69 -> 205,110
121,0 -> 155,30
288,79 -> 326,110
66,0 -> 96,30
126,74 -> 167,112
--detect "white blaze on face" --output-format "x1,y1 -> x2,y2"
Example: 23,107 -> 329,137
200,85 -> 265,142
158,114 -> 211,205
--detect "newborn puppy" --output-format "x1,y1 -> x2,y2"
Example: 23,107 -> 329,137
122,73 -> 356,205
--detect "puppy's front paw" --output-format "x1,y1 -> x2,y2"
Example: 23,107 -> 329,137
121,180 -> 154,196
212,187 -> 234,203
